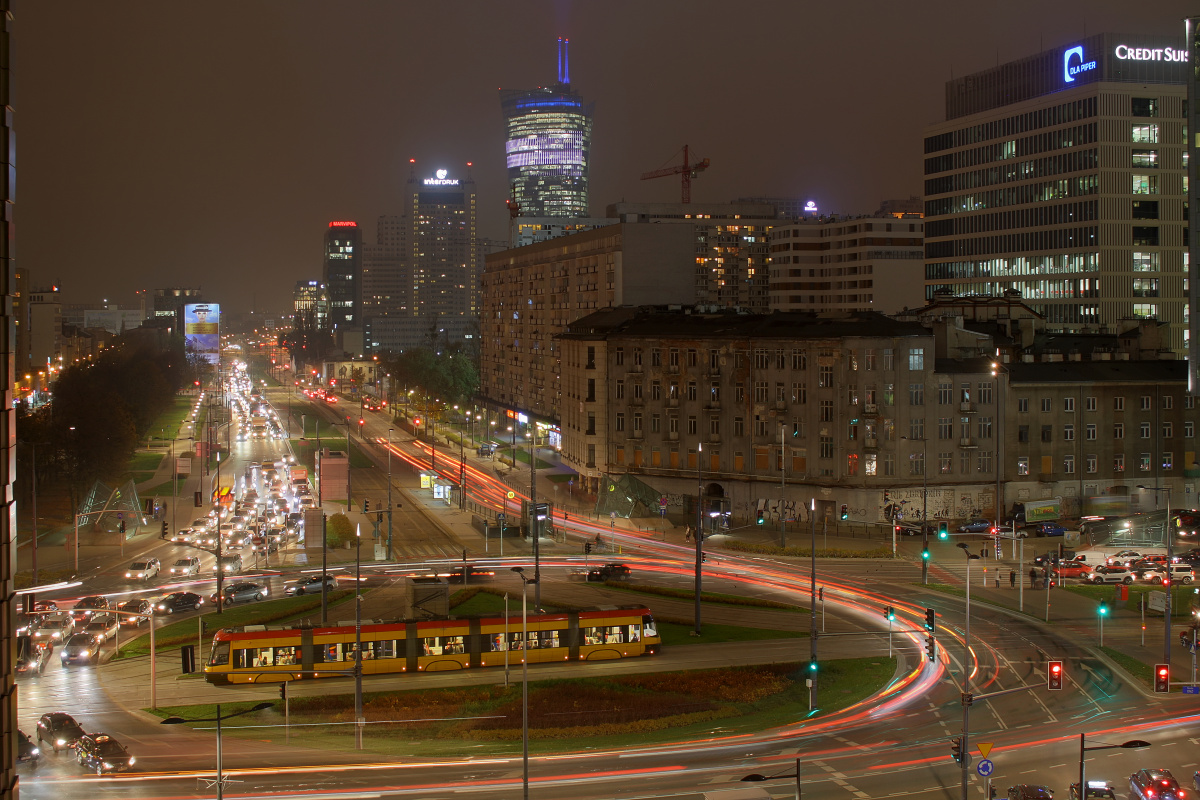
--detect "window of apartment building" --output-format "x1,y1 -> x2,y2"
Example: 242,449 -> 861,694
961,383 -> 972,403
1114,422 -> 1124,439
776,350 -> 786,370
615,347 -> 624,366
1114,396 -> 1125,411
651,381 -> 661,401
864,349 -> 876,371
1133,174 -> 1159,194
1085,396 -> 1097,412
1140,395 -> 1152,411
1018,425 -> 1029,443
846,385 -> 858,405
754,349 -> 769,369
669,348 -> 679,367
776,383 -> 786,403
979,382 -> 993,404
1041,425 -> 1053,442
1114,454 -> 1125,472
615,413 -> 625,432
669,416 -> 679,434
792,349 -> 807,370
883,419 -> 896,441
978,451 -> 993,474
883,383 -> 895,406
587,413 -> 596,435
651,414 -> 660,433
939,418 -> 952,439
939,453 -> 953,473
1163,395 -> 1174,410
633,349 -> 642,366
711,382 -> 721,403
1133,227 -> 1159,247
960,451 -> 972,475
586,346 -> 596,369
1017,456 -> 1029,476
1139,453 -> 1152,471
865,453 -> 877,476
633,383 -> 643,400
1063,454 -> 1075,474
846,453 -> 859,476
1132,150 -> 1159,169
1063,397 -> 1075,412
669,382 -> 679,400
819,436 -> 834,459
1133,252 -> 1159,271
792,382 -> 807,404
1187,396 -> 1196,410
651,348 -> 661,367
1163,421 -> 1173,438
1041,398 -> 1052,412
909,383 -> 924,405
1186,421 -> 1195,438
848,422 -> 858,441
632,413 -> 642,433
848,351 -> 859,371
709,416 -> 720,436
1132,97 -> 1158,117
1132,201 -> 1159,221
883,453 -> 895,476
819,364 -> 833,388
586,378 -> 596,402
1063,423 -> 1074,441
709,349 -> 718,370
1086,423 -> 1097,440
909,451 -> 925,476
882,348 -> 894,370
820,400 -> 834,422
1132,123 -> 1159,143
1140,422 -> 1151,439
979,417 -> 993,438
1086,454 -> 1097,473
734,383 -> 744,403
615,380 -> 624,400
687,349 -> 698,367
908,348 -> 924,371
939,383 -> 953,404
688,416 -> 698,435
1164,452 -> 1175,469
910,419 -> 924,439
960,417 -> 972,439
734,417 -> 744,436
864,387 -> 877,406
687,382 -> 697,401
753,382 -> 767,402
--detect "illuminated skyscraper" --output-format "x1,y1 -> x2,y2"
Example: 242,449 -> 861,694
500,37 -> 593,217
323,221 -> 361,332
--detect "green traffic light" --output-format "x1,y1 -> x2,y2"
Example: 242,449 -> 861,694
1099,602 -> 1109,616
808,661 -> 818,672
922,549 -> 931,560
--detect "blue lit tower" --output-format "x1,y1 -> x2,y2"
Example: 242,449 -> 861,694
500,37 -> 594,217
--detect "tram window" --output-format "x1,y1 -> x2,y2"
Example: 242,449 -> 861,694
628,625 -> 640,642
507,632 -> 524,651
642,616 -> 657,638
210,642 -> 230,667
377,640 -> 396,659
274,646 -> 298,666
536,630 -> 560,649
603,626 -> 626,644
246,647 -> 274,668
321,643 -> 343,662
233,649 -> 250,669
582,627 -> 602,646
444,636 -> 465,654
489,634 -> 506,652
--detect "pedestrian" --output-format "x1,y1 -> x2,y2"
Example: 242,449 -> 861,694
1009,569 -> 1016,588
684,525 -> 692,543
1029,567 -> 1038,588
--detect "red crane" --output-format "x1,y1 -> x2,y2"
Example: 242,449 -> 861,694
640,144 -> 711,203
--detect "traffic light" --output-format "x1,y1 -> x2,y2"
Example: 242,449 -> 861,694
938,521 -> 949,540
922,548 -> 931,560
358,417 -> 365,427
756,509 -> 764,525
701,552 -> 707,563
413,417 -> 421,426
924,608 -> 936,631
1098,601 -> 1109,617
161,521 -> 169,538
584,542 -> 592,554
279,683 -> 288,701
194,491 -> 203,507
840,504 -> 849,520
118,520 -> 126,534
808,659 -> 818,674
925,636 -> 937,662
818,587 -> 824,602
951,737 -> 963,764
884,606 -> 895,621
1155,663 -> 1170,693
1047,660 -> 1063,690
364,499 -> 371,512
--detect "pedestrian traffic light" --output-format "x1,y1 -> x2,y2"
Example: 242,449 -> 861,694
756,509 -> 764,525
922,548 -> 931,560
118,520 -> 126,534
925,636 -> 937,662
938,521 -> 948,540
840,504 -> 849,520
1098,601 -> 1109,617
925,608 -> 936,631
951,737 -> 963,764
701,552 -> 707,563
1047,660 -> 1063,690
1155,664 -> 1170,693
817,587 -> 824,602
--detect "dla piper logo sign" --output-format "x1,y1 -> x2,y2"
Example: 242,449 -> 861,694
1113,44 -> 1186,63
1064,46 -> 1097,82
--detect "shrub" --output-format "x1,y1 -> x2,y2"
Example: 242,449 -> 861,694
326,513 -> 354,548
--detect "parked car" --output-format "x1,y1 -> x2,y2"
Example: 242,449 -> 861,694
285,575 -> 337,595
60,633 -> 99,665
958,519 -> 993,533
36,712 -> 84,753
83,614 -> 120,644
1089,566 -> 1134,584
1131,769 -> 1184,800
116,599 -> 151,625
170,557 -> 201,577
75,733 -> 135,774
125,558 -> 160,580
155,592 -> 203,614
210,582 -> 268,605
1032,521 -> 1067,537
70,596 -> 109,623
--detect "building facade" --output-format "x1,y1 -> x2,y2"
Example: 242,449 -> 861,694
500,38 -> 594,218
323,221 -> 362,333
923,33 -> 1188,347
769,215 -> 925,314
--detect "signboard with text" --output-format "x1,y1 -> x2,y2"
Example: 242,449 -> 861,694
184,303 -> 220,366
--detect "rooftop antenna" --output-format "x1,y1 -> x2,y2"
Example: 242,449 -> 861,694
558,37 -> 570,85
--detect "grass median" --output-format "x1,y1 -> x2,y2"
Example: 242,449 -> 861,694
1063,583 -> 1195,618
146,656 -> 895,758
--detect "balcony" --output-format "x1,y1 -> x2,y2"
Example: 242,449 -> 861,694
665,364 -> 680,374
629,363 -> 643,373
959,401 -> 976,413
707,433 -> 721,444
774,400 -> 788,411
666,397 -> 679,408
705,400 -> 721,410
630,430 -> 643,439
666,431 -> 679,441
629,395 -> 644,406
863,437 -> 879,449
863,403 -> 878,415
958,437 -> 977,449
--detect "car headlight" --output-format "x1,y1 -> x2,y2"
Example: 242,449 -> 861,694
81,649 -> 90,657
56,739 -> 65,746
125,573 -> 131,578
30,747 -> 39,757
102,762 -> 113,770
128,756 -> 135,765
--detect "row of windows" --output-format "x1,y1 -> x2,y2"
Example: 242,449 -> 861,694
925,175 -> 1098,217
925,200 -> 1096,239
1017,393 -> 1189,412
1018,453 -> 1177,475
925,147 -> 1098,197
925,97 -> 1097,154
924,125 -> 1097,177
924,252 -> 1099,280
613,347 -> 925,372
1018,420 -> 1192,441
926,226 -> 1098,259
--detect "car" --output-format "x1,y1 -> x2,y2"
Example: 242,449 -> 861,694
32,599 -> 58,612
1008,786 -> 1054,800
477,443 -> 496,456
1130,556 -> 1170,571
70,596 -> 109,622
587,563 -> 633,582
1107,550 -> 1144,566
16,640 -> 53,676
251,539 -> 280,555
170,556 -> 202,577
125,558 -> 161,580
191,517 -> 212,531
285,574 -> 338,595
1131,769 -> 1184,800
1070,781 -> 1117,800
213,554 -> 243,573
1176,510 -> 1200,536
15,611 -> 44,637
84,614 -> 120,644
76,733 -> 135,774
1032,521 -> 1067,537
36,712 -> 85,753
1034,549 -> 1076,567
1054,562 -> 1092,579
117,599 -> 151,625
156,592 -> 203,614
33,613 -> 75,642
211,581 -> 268,605
1140,564 -> 1195,585
60,633 -> 99,665
958,519 -> 993,533
1090,566 -> 1134,584
17,730 -> 40,764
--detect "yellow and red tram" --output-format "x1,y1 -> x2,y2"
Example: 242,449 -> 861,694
204,605 -> 659,685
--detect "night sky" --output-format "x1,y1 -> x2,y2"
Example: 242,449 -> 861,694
13,1 -> 1197,314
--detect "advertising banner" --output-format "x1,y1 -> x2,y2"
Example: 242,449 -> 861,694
184,303 -> 220,365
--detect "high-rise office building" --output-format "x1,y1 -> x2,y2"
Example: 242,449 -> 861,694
323,221 -> 362,333
922,33 -> 1187,346
362,215 -> 410,354
500,38 -> 594,217
293,280 -> 327,330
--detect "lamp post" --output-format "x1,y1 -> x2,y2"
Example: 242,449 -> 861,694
1078,737 -> 1149,797
955,542 -> 981,800
511,567 -> 538,800
387,427 -> 394,558
778,423 -> 786,548
742,758 -> 801,800
530,425 -> 540,609
1138,484 -> 1173,665
161,702 -> 273,800
354,523 -> 363,749
902,436 -> 929,585
299,424 -> 328,624
694,441 -> 703,636
991,362 -> 1008,557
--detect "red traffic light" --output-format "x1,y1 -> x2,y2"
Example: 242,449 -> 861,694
1155,663 -> 1170,693
1047,660 -> 1063,690
358,418 -> 365,426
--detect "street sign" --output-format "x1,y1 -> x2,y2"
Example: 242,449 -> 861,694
976,759 -> 994,778
506,491 -> 515,500
117,512 -> 123,520
1182,685 -> 1200,695
977,742 -> 993,759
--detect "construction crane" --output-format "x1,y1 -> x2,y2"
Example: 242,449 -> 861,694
640,145 -> 710,203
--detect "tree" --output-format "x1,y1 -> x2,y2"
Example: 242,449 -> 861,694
326,512 -> 354,548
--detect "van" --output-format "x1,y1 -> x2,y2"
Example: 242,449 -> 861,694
477,443 -> 496,457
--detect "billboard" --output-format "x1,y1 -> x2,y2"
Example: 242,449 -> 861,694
184,303 -> 220,365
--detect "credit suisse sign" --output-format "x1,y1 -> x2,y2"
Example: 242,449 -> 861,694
1113,44 -> 1186,63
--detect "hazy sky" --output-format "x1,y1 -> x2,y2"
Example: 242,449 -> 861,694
13,1 -> 1197,314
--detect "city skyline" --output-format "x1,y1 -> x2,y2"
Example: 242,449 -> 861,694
14,0 -> 1197,313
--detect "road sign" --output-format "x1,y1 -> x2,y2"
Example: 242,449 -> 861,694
117,512 -> 123,519
976,759 -> 994,778
506,491 -> 515,500
977,742 -> 993,759
1182,685 -> 1200,695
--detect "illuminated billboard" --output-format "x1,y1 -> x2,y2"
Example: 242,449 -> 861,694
184,303 -> 220,365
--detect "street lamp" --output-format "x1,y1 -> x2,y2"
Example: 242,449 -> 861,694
387,427 -> 395,557
1078,736 -> 1149,796
353,523 -> 363,750
1138,484 -> 1173,665
901,435 -> 929,585
161,703 -> 273,800
991,361 -> 1009,557
742,758 -> 801,800
511,566 -> 538,800
956,542 -> 981,800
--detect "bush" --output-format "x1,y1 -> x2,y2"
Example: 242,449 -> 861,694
326,513 -> 353,548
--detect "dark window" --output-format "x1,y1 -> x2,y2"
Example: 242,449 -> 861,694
1132,226 -> 1159,247
1132,97 -> 1157,117
1017,425 -> 1029,443
1132,201 -> 1159,220
1040,425 -> 1053,443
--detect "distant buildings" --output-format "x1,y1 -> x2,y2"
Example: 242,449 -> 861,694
500,38 -> 594,217
323,221 -> 362,335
